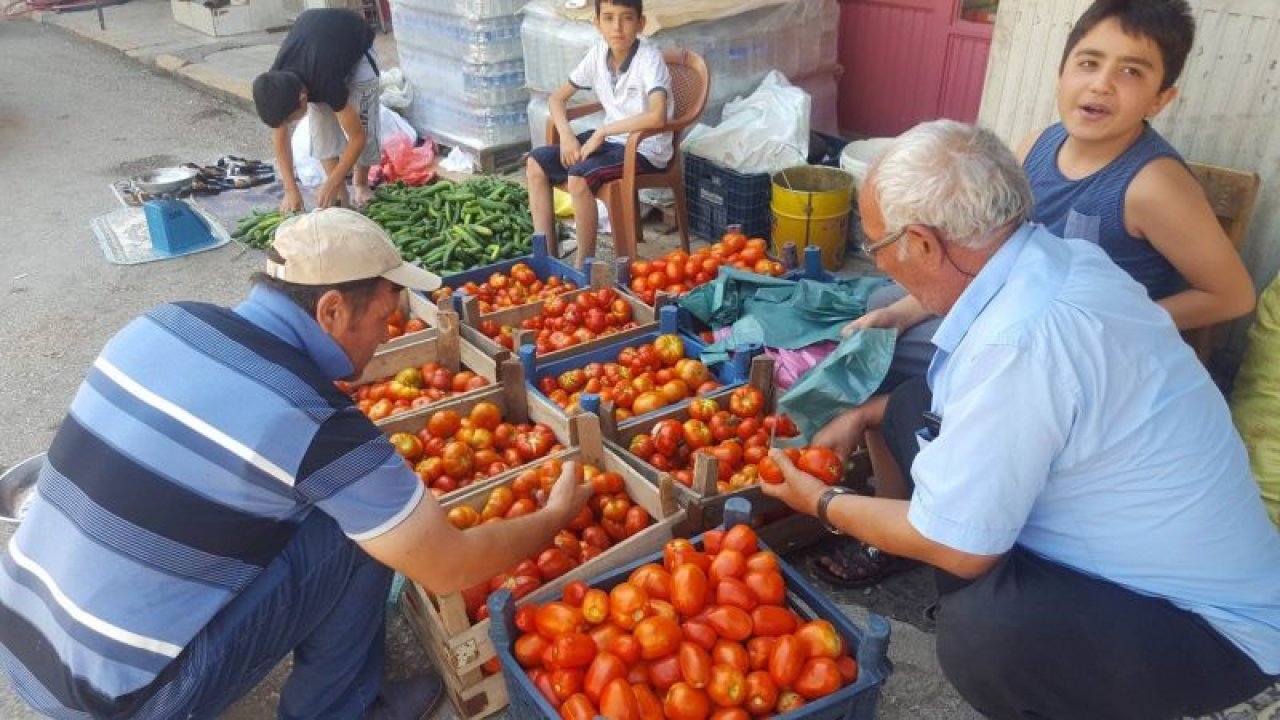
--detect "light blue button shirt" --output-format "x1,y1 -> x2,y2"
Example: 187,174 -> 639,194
910,223 -> 1280,674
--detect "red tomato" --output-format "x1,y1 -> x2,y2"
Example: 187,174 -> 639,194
744,670 -> 779,714
609,582 -> 650,630
797,446 -> 844,485
750,606 -> 798,637
629,563 -> 673,600
768,635 -> 805,689
707,663 -> 746,708
727,386 -> 764,419
634,615 -> 682,659
794,619 -> 844,659
721,525 -> 759,556
663,682 -> 711,720
792,657 -> 843,700
714,578 -> 758,612
671,563 -> 709,617
583,652 -> 628,704
679,641 -> 714,689
743,570 -> 786,606
682,620 -> 719,651
711,639 -> 751,674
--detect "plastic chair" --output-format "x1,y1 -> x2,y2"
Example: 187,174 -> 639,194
1183,161 -> 1261,362
547,48 -> 710,261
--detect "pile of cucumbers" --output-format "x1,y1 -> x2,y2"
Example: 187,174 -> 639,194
363,178 -> 535,275
232,209 -> 288,250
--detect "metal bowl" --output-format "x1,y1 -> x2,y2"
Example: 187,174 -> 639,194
1,453 -> 42,546
131,167 -> 198,194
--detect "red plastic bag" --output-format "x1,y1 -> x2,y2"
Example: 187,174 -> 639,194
376,133 -> 436,186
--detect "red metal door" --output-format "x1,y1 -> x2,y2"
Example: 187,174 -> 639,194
837,0 -> 993,137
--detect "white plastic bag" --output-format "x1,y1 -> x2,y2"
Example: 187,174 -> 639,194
683,71 -> 810,175
289,106 -> 421,187
379,67 -> 414,112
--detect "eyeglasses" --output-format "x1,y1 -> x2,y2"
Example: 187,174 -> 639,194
860,226 -> 909,256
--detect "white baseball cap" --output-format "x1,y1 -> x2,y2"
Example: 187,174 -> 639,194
266,208 -> 441,291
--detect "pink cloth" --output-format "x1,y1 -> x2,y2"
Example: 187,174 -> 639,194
713,328 -> 838,390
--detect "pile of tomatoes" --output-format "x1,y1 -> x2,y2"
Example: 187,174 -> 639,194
511,525 -> 857,719
430,264 -> 578,315
627,230 -> 787,306
385,309 -> 429,341
479,287 -> 641,354
448,458 -> 653,624
536,334 -> 720,420
343,363 -> 490,422
625,388 -> 810,493
386,401 -> 561,496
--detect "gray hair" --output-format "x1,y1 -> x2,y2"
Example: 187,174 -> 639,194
868,120 -> 1032,250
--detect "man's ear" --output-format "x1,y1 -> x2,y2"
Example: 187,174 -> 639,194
908,226 -> 946,270
1148,85 -> 1178,120
314,290 -> 348,334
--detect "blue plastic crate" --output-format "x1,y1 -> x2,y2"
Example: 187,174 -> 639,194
684,152 -> 772,242
519,305 -> 759,430
487,497 -> 893,720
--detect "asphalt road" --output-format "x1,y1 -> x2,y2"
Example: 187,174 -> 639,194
0,19 -> 979,720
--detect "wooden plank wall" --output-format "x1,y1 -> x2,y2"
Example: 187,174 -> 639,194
978,0 -> 1280,367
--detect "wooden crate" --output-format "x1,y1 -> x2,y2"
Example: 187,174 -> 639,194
399,414 -> 685,716
353,311 -> 509,428
401,585 -> 509,720
379,289 -> 444,351
459,261 -> 658,364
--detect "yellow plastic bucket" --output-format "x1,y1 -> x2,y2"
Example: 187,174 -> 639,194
770,165 -> 854,271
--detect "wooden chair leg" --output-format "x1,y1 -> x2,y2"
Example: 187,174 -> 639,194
672,175 -> 691,254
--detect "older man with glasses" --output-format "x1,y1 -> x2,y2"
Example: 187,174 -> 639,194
763,120 -> 1280,719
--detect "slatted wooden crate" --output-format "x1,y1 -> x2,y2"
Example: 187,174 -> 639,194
399,413 -> 685,719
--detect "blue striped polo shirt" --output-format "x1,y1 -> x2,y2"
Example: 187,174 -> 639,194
1024,122 -> 1186,300
0,285 -> 422,716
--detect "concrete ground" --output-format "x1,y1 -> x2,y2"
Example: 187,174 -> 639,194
1,7 -> 980,719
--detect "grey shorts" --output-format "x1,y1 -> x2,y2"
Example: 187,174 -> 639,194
307,54 -> 381,168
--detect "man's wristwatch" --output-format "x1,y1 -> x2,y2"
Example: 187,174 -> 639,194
817,486 -> 856,535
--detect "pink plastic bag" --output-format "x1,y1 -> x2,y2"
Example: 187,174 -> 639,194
713,328 -> 838,390
376,133 -> 436,186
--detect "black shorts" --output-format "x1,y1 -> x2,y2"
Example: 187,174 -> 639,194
529,131 -> 661,193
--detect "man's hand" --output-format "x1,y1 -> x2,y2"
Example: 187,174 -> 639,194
545,460 -> 593,527
842,295 -> 932,337
315,178 -> 350,209
812,407 -> 871,462
579,130 -> 606,159
280,187 -> 305,213
559,136 -> 584,167
759,449 -> 828,517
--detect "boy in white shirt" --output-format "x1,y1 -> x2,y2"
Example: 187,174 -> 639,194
526,0 -> 674,266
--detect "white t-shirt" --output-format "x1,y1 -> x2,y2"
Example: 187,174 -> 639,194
569,38 -> 674,167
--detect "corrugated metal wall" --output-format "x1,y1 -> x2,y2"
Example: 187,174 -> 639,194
978,0 -> 1280,365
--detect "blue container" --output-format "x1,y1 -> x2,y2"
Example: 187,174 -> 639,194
519,305 -> 759,429
684,152 -> 772,242
488,497 -> 893,719
782,245 -> 836,283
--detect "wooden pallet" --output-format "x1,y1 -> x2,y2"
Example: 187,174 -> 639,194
399,414 -> 684,717
438,139 -> 532,175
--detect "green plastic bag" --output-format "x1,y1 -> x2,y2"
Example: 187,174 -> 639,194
777,328 -> 897,441
1231,272 -> 1280,527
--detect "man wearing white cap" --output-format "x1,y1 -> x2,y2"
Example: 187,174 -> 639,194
0,209 -> 592,720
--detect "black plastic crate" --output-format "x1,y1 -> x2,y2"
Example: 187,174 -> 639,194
684,151 -> 772,242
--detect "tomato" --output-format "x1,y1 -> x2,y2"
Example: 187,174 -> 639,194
441,441 -> 474,478
583,652 -> 628,703
536,548 -> 574,582
705,606 -> 753,642
757,455 -> 784,484
702,530 -> 725,556
531,669 -> 559,707
708,413 -> 741,443
629,564 -> 673,600
632,391 -> 668,417
751,606 -> 798,637
678,641 -> 714,689
661,380 -> 690,404
633,683 -> 665,720
628,433 -> 656,460
742,670 -> 779,714
634,615 -> 682,659
515,633 -> 551,669
743,570 -> 785,606
467,401 -> 501,431
797,446 -> 844,486
708,550 -> 746,585
837,655 -> 858,683
653,334 -> 686,367
646,598 -> 679,621
446,505 -> 480,529
671,563 -> 709,617
551,667 -> 584,702
664,682 -> 711,720
534,602 -> 584,638
794,619 -> 844,659
793,657 -> 843,700
707,663 -> 746,708
711,639 -> 751,674
681,419 -> 713,450
598,677 -> 640,720
648,654 -> 684,692
499,574 -> 542,603
609,633 -> 642,666
547,632 -> 597,670
682,620 -> 719,651
580,589 -> 609,625
582,526 -> 611,551
714,578 -> 758,612
676,359 -> 711,391
366,398 -> 394,421
590,470 -> 624,495
624,505 -> 650,537
721,525 -> 759,556
388,432 -> 424,462
745,551 -> 780,574
747,637 -> 777,672
727,386 -> 764,419
609,582 -> 650,630
652,419 -> 685,456
768,635 -> 805,689
515,605 -> 539,634
515,431 -> 553,461
559,692 -> 597,720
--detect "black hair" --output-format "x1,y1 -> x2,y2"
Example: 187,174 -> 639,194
252,71 -> 305,128
1060,0 -> 1195,90
250,271 -> 385,318
595,0 -> 642,17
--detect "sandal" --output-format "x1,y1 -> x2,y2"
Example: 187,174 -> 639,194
812,538 -> 907,588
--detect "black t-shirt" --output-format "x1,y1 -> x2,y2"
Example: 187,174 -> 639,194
270,9 -> 374,111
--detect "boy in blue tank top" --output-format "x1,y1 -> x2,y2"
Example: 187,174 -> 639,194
807,0 -> 1257,590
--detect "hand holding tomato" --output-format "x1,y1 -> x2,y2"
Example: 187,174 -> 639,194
757,449 -> 829,517
546,461 -> 594,529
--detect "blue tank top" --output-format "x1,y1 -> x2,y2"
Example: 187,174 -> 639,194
1023,122 -> 1186,300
